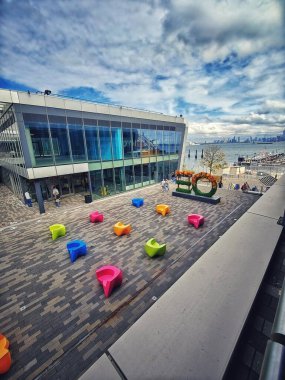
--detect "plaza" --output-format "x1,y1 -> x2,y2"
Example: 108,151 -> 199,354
0,182 -> 261,379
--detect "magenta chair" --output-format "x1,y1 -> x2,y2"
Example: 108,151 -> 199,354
90,211 -> 104,223
96,265 -> 123,298
188,214 -> 205,229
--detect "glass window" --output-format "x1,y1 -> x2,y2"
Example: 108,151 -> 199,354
132,123 -> 140,158
102,168 -> 115,195
49,115 -> 71,164
142,163 -> 150,185
176,131 -> 182,154
140,124 -> 157,157
114,167 -> 124,193
111,121 -> 123,160
122,122 -> 132,159
156,126 -> 164,155
169,129 -> 176,154
170,160 -> 178,175
67,118 -> 86,162
157,161 -> 164,180
150,162 -> 157,183
133,164 -> 142,187
98,121 -> 112,161
85,123 -> 100,161
124,165 -> 134,189
163,127 -> 170,155
90,169 -> 103,199
23,113 -> 54,166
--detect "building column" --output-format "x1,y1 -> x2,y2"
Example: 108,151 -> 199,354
34,180 -> 45,214
87,171 -> 93,202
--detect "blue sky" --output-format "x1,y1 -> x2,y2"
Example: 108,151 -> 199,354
0,0 -> 284,142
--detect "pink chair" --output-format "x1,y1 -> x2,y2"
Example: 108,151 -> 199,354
96,265 -> 123,298
188,214 -> 205,229
90,211 -> 104,223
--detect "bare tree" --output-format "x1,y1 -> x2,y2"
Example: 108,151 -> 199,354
201,145 -> 227,174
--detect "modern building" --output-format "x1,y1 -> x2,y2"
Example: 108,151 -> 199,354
0,89 -> 187,213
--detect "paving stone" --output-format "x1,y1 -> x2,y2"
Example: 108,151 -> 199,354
0,183 -> 260,379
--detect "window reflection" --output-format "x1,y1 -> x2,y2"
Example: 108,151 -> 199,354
122,122 -> 132,159
49,115 -> 71,164
68,117 -> 86,162
85,122 -> 100,161
98,120 -> 112,161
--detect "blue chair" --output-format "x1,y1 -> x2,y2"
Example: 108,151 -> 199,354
66,240 -> 87,263
132,198 -> 144,208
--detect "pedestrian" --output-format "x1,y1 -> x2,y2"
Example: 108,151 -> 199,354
55,194 -> 61,207
161,179 -> 166,192
165,179 -> 169,191
24,191 -> 32,207
218,177 -> 223,188
52,186 -> 60,207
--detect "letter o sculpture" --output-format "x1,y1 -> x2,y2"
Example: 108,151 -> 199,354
192,172 -> 217,197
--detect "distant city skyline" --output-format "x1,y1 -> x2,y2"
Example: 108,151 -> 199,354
1,0 -> 284,141
189,130 -> 285,144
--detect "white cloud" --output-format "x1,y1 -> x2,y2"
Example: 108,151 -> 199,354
0,0 -> 284,140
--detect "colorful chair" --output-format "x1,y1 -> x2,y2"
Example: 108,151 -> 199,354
144,238 -> 166,257
0,334 -> 11,375
132,198 -> 144,208
156,204 -> 170,216
96,265 -> 123,298
66,240 -> 87,263
113,222 -> 132,236
49,224 -> 66,240
90,211 -> 104,223
188,214 -> 205,229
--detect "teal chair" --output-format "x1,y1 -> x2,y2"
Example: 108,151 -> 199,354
144,238 -> 166,258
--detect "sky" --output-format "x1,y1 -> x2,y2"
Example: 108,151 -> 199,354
0,0 -> 284,142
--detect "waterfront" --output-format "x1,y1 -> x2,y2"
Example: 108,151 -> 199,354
184,141 -> 285,172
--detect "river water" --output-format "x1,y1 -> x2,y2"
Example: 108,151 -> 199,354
183,141 -> 285,172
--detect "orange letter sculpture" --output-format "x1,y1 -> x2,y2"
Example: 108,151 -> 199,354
0,334 -> 11,374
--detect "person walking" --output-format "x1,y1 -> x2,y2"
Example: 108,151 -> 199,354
52,186 -> 60,207
161,179 -> 166,192
165,179 -> 169,191
24,191 -> 32,207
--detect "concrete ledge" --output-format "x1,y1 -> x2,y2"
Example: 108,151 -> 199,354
172,191 -> 221,204
248,183 -> 285,219
79,354 -> 121,380
107,213 -> 282,380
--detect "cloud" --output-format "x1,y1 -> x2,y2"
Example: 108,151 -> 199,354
0,0 -> 284,141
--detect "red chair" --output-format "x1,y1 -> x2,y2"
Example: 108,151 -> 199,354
0,334 -> 11,374
90,211 -> 104,223
188,214 -> 205,229
96,266 -> 123,298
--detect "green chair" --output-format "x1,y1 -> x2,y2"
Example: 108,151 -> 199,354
49,224 -> 66,240
144,238 -> 166,258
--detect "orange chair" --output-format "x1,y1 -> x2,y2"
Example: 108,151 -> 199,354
113,222 -> 132,236
0,334 -> 11,374
156,204 -> 170,216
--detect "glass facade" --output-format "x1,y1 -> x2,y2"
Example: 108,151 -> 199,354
0,97 -> 185,206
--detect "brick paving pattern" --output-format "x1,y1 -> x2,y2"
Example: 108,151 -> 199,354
0,182 -> 258,379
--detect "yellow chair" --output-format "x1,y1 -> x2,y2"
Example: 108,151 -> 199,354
156,204 -> 170,216
49,224 -> 66,240
113,222 -> 132,236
